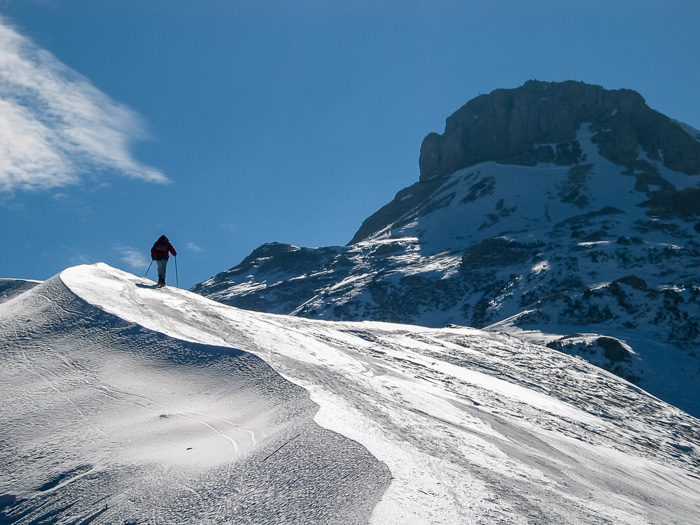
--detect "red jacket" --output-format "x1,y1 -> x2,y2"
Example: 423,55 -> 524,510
151,236 -> 177,260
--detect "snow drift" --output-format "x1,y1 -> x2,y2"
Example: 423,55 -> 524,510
0,267 -> 387,524
1,263 -> 699,523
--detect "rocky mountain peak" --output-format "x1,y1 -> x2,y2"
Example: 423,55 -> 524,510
193,81 -> 700,418
419,80 -> 700,181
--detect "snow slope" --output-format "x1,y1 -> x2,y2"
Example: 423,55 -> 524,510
193,122 -> 700,419
2,263 -> 700,523
0,278 -> 40,304
0,268 -> 387,524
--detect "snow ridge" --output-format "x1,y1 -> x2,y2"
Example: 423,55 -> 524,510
3,264 -> 699,523
0,268 -> 388,524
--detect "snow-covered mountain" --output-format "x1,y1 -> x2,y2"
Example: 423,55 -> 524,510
1,263 -> 699,523
192,80 -> 700,419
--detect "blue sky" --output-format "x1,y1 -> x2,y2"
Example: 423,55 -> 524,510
1,1 -> 699,288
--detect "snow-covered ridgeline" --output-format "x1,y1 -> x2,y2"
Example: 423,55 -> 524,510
1,267 -> 388,524
2,263 -> 699,523
53,263 -> 700,524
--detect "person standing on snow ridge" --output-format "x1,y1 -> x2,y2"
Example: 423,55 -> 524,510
150,235 -> 177,287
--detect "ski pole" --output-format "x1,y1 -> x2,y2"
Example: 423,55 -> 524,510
174,255 -> 179,290
144,260 -> 153,278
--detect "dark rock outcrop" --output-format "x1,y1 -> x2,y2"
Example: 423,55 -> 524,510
640,188 -> 700,218
418,80 -> 700,181
353,80 -> 700,246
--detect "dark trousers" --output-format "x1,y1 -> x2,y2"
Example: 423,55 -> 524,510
156,259 -> 168,284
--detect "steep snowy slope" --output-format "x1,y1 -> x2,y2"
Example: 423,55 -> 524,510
0,269 -> 388,524
2,263 -> 700,523
0,278 -> 40,304
192,81 -> 700,418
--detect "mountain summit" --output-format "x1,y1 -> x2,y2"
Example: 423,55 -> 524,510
420,80 -> 700,180
353,80 -> 700,243
192,80 -> 700,417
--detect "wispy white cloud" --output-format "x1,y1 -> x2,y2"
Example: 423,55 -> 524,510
0,16 -> 169,194
186,241 -> 204,252
116,244 -> 149,269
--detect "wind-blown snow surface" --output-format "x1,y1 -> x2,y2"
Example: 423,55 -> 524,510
0,278 -> 40,304
0,267 -> 387,524
2,264 -> 700,524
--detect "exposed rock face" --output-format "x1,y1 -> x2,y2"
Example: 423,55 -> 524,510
353,80 -> 700,245
193,80 -> 700,418
418,80 -> 700,181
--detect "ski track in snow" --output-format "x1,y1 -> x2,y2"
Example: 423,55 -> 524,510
1,263 -> 700,524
